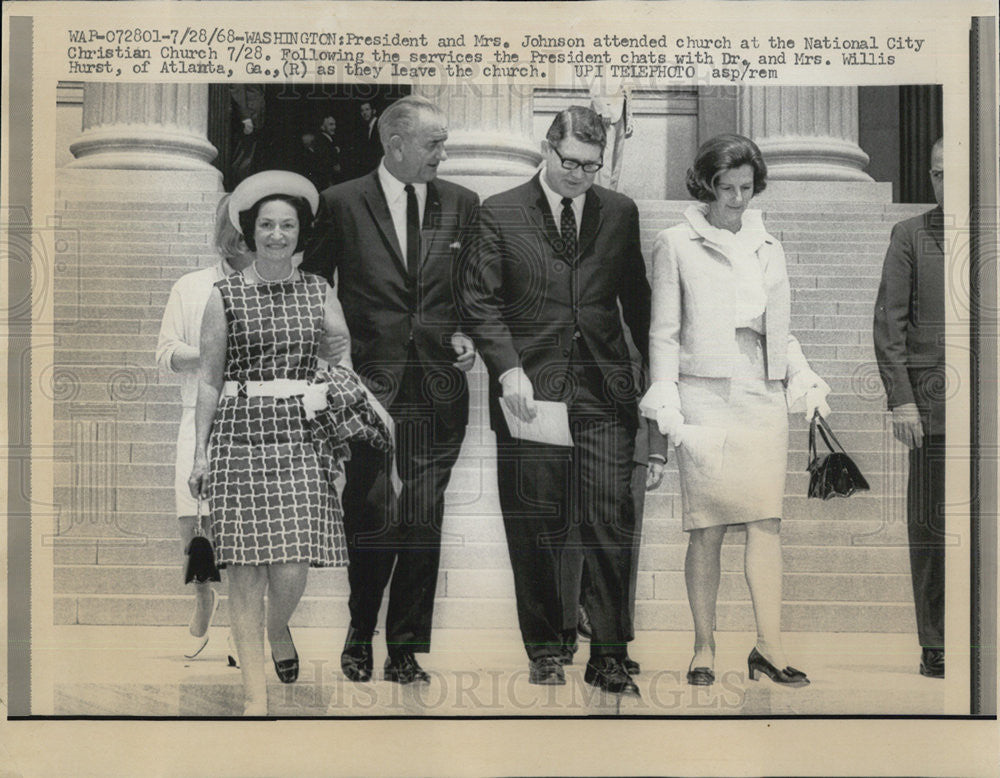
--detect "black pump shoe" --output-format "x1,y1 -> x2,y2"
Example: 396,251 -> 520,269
747,646 -> 809,688
271,626 -> 299,684
686,666 -> 715,686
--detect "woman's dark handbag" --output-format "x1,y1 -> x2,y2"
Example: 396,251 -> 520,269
184,503 -> 221,584
807,410 -> 870,499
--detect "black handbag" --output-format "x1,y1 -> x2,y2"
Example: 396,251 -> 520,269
184,503 -> 221,584
807,410 -> 870,499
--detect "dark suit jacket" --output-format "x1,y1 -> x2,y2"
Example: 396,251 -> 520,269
351,118 -> 383,178
314,132 -> 343,188
302,171 -> 480,427
229,85 -> 265,128
296,142 -> 333,192
461,174 -> 652,431
874,206 -> 945,433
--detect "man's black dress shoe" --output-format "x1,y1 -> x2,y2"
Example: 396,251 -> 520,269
340,627 -> 373,682
577,604 -> 593,640
584,656 -> 640,696
623,654 -> 640,676
529,656 -> 566,685
384,652 -> 431,684
271,626 -> 299,684
919,648 -> 944,678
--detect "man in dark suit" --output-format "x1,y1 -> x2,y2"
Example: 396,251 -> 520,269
302,94 -> 479,684
295,129 -> 332,192
228,84 -> 266,186
460,105 -> 651,694
315,115 -> 344,186
874,137 -> 946,678
350,100 -> 383,178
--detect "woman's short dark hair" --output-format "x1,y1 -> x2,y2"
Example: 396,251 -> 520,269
238,194 -> 314,253
686,134 -> 768,202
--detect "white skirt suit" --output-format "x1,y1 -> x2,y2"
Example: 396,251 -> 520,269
156,260 -> 236,519
641,205 -> 826,530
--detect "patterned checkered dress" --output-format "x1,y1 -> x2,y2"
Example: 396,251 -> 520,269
209,271 -> 346,567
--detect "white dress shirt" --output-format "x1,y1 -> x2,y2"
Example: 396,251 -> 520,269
378,160 -> 426,258
539,166 -> 584,237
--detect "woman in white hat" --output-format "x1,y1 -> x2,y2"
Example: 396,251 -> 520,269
188,171 -> 352,715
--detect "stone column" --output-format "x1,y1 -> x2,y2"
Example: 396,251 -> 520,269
414,84 -> 541,192
68,83 -> 218,171
738,86 -> 873,181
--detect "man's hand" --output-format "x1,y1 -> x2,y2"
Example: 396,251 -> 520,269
318,332 -> 349,364
451,333 -> 476,372
892,403 -> 924,448
646,457 -> 665,490
501,367 -> 537,422
242,118 -> 254,135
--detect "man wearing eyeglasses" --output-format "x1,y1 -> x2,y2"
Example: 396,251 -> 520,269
460,105 -> 651,695
874,137 -> 946,679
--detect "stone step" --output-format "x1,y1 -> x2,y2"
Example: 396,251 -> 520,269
635,199 -> 917,214
68,244 -> 217,259
636,224 -> 896,242
57,334 -> 159,351
54,593 -> 917,632
54,304 -> 170,320
53,348 -> 155,365
785,264 -> 882,277
74,278 -> 179,293
49,530 -> 910,573
54,563 -> 912,604
68,230 -> 214,246
57,190 -> 222,207
52,284 -> 153,304
100,503 -> 909,546
56,217 -> 216,233
55,319 -> 144,335
60,251 -> 211,268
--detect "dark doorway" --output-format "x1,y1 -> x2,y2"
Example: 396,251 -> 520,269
208,83 -> 411,191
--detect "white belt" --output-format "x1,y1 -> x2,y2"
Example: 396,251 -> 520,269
222,379 -> 312,399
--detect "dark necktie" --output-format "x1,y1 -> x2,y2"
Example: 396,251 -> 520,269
405,184 -> 419,278
560,196 -> 577,262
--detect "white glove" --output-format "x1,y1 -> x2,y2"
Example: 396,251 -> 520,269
640,381 -> 686,444
786,368 -> 832,420
656,406 -> 686,444
804,383 -> 832,421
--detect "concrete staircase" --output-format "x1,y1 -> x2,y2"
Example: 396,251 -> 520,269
51,170 -> 930,635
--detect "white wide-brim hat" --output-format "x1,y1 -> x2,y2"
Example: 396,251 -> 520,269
229,171 -> 320,233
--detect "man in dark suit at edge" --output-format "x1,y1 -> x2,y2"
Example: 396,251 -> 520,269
874,137 -> 947,679
352,100 -> 383,177
460,105 -> 651,695
302,94 -> 479,684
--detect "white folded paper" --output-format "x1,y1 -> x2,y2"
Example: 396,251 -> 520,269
501,400 -> 573,447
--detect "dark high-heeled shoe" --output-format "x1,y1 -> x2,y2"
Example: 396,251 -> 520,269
686,666 -> 715,686
747,646 -> 809,687
271,626 -> 299,684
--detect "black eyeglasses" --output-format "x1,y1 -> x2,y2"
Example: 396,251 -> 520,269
551,145 -> 603,174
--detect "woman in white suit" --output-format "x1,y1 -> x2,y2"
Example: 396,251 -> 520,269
640,135 -> 830,687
